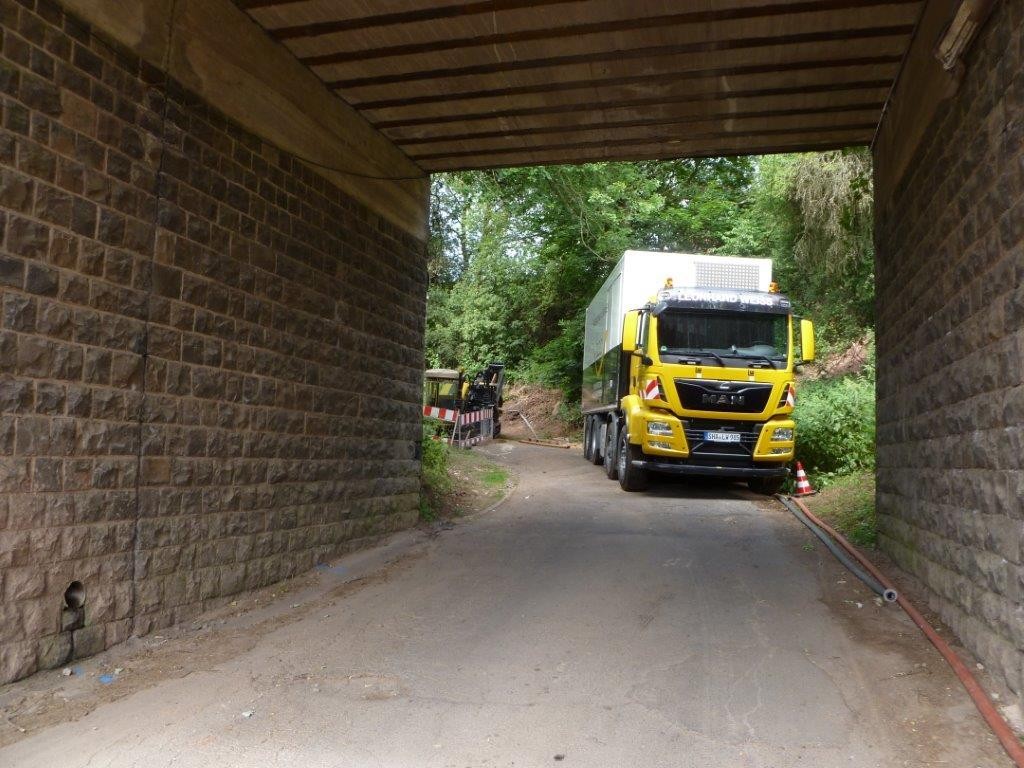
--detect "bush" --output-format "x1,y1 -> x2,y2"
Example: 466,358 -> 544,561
556,399 -> 584,428
794,375 -> 875,477
420,421 -> 452,520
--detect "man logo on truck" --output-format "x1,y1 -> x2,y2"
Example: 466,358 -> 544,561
702,393 -> 745,406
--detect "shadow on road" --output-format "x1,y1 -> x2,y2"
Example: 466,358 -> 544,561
627,473 -> 760,502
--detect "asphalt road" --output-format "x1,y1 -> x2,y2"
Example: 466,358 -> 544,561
0,441 -> 1011,767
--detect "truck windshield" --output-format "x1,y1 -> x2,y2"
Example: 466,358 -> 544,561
656,310 -> 788,366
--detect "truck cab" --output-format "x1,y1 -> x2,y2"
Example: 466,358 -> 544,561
424,368 -> 464,412
582,252 -> 815,493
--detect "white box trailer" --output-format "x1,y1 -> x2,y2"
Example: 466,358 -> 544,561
582,251 -> 773,411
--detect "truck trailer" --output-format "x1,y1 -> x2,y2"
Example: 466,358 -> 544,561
582,250 -> 815,493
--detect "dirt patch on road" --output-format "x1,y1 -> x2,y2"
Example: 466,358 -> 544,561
442,447 -> 514,517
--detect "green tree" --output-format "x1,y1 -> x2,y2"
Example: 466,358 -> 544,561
722,148 -> 874,347
427,159 -> 756,394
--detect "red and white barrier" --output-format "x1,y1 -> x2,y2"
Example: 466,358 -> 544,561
457,409 -> 490,425
452,408 -> 495,448
423,405 -> 460,422
424,405 -> 496,447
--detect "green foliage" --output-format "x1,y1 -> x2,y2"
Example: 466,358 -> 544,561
427,149 -> 876,399
555,399 -> 584,429
794,375 -> 875,477
481,468 -> 509,488
427,159 -> 757,395
517,314 -> 585,394
838,493 -> 877,549
808,472 -> 877,548
419,422 -> 452,521
722,148 -> 875,346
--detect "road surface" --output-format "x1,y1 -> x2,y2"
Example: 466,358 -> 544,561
0,441 -> 1010,767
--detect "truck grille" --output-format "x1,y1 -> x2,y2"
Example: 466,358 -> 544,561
683,420 -> 762,458
675,379 -> 773,414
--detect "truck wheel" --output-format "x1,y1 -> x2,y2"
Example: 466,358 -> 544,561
589,417 -> 604,465
603,420 -> 619,479
583,417 -> 593,461
617,431 -> 649,492
748,476 -> 784,495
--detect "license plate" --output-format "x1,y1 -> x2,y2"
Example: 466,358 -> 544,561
704,431 -> 741,443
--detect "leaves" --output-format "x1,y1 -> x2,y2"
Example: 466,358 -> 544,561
793,374 -> 876,476
721,148 -> 875,346
426,153 -> 879,491
427,159 -> 756,392
427,151 -> 875,396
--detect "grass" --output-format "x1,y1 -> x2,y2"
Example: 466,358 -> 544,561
420,424 -> 512,521
801,471 -> 877,548
481,467 -> 509,488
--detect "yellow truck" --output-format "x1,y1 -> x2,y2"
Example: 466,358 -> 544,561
582,251 -> 815,493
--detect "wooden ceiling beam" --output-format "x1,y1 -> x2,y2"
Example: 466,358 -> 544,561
327,47 -> 897,93
392,102 -> 885,147
292,0 -> 917,58
323,24 -> 915,89
236,0 -> 322,8
408,122 -> 878,163
256,0 -> 580,37
371,79 -> 892,130
404,111 -> 882,158
345,55 -> 901,110
423,137 -> 865,172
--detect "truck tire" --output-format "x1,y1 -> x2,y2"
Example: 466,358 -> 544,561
583,417 -> 593,461
603,419 -> 619,479
589,417 -> 604,465
617,431 -> 649,492
748,476 -> 784,495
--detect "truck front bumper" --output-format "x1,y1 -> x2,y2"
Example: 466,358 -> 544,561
632,460 -> 789,478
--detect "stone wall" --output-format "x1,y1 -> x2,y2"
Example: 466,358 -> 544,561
875,1 -> 1024,697
0,0 -> 427,683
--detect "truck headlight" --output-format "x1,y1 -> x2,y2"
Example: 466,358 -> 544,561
647,421 -> 673,436
771,427 -> 794,442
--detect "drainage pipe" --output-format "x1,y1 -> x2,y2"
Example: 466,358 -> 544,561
782,494 -> 1024,768
777,494 -> 896,603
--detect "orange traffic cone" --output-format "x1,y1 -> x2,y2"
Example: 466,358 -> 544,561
793,462 -> 816,496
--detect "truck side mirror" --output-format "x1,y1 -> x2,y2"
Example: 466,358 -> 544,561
621,311 -> 652,364
621,311 -> 638,353
800,319 -> 816,362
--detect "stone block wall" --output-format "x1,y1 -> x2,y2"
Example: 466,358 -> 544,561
0,0 -> 427,683
875,1 -> 1024,697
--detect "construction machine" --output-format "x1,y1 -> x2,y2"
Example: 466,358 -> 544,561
423,362 -> 506,438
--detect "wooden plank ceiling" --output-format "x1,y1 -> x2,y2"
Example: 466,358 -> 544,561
234,0 -> 923,172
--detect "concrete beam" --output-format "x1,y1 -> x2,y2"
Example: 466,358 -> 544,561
873,0 -> 962,207
60,0 -> 429,239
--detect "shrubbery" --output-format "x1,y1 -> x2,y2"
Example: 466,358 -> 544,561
794,375 -> 875,477
420,422 -> 452,520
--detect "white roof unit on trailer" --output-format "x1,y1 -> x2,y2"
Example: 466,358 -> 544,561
583,251 -> 773,367
424,368 -> 460,379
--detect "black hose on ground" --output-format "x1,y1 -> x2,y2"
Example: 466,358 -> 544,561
776,494 -> 897,603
